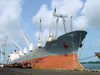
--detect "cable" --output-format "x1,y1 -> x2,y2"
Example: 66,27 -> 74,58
79,55 -> 96,60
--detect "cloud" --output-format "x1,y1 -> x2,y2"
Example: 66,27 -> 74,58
32,0 -> 100,31
32,0 -> 83,27
51,0 -> 83,16
0,0 -> 22,44
34,29 -> 49,43
82,0 -> 100,29
33,4 -> 52,26
73,16 -> 88,30
91,38 -> 100,51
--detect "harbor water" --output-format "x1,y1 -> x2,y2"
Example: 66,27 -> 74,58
82,64 -> 100,69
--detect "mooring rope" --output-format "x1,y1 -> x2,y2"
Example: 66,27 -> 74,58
79,55 -> 96,60
78,33 -> 82,59
71,35 -> 77,68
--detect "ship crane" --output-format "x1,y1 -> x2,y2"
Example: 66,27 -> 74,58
23,47 -> 27,55
12,40 -> 25,56
21,31 -> 34,52
48,8 -> 68,41
47,9 -> 56,42
13,40 -> 22,50
53,13 -> 68,34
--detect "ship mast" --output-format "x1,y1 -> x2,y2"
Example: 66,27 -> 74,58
70,16 -> 73,31
37,19 -> 42,48
49,8 -> 56,36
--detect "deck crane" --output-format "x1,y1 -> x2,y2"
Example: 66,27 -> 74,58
21,31 -> 34,52
1,36 -> 8,64
12,40 -> 24,56
53,13 -> 68,35
23,47 -> 27,55
13,40 -> 22,50
47,8 -> 56,42
53,9 -> 67,38
48,8 -> 68,39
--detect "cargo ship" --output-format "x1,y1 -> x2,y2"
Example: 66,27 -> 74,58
95,52 -> 100,59
7,9 -> 87,69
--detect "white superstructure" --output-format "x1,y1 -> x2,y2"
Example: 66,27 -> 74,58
8,50 -> 20,62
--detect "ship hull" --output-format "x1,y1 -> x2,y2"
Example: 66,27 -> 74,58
7,30 -> 87,69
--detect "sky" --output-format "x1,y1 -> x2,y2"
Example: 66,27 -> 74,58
0,0 -> 100,62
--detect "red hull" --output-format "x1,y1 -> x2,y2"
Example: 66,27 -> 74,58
31,53 -> 84,69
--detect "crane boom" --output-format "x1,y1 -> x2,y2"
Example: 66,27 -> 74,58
53,13 -> 67,33
12,40 -> 22,50
21,31 -> 34,50
21,31 -> 30,47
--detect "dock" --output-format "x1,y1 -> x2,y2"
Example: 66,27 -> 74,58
0,68 -> 100,75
